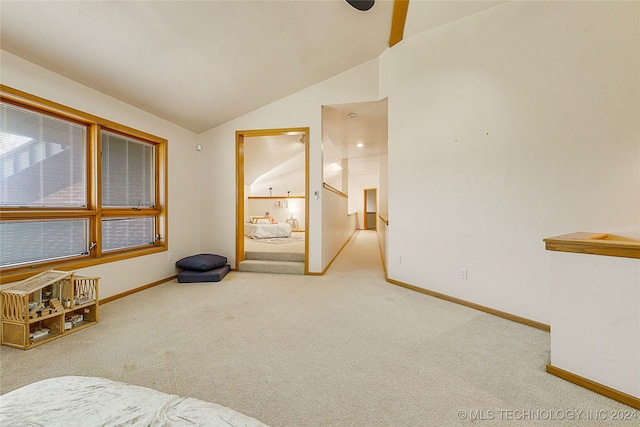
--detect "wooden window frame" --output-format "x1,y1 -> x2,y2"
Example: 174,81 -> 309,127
0,85 -> 168,283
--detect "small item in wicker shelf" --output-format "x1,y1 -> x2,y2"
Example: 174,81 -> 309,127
49,298 -> 64,313
75,294 -> 94,305
66,314 -> 83,326
30,328 -> 50,341
29,302 -> 44,314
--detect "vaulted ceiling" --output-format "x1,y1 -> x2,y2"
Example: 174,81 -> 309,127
1,0 -> 508,188
1,0 -> 396,133
1,0 -> 507,133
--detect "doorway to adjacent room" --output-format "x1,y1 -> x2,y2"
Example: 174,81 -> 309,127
235,128 -> 309,273
364,188 -> 377,230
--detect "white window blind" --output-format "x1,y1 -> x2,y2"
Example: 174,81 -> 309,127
0,102 -> 86,207
0,219 -> 88,268
101,217 -> 155,252
101,131 -> 155,208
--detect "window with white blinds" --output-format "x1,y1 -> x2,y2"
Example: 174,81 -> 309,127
0,87 -> 167,279
0,219 -> 88,267
0,102 -> 86,207
102,217 -> 155,252
101,131 -> 155,208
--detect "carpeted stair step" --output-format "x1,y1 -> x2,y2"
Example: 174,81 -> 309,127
245,251 -> 305,263
238,259 -> 304,275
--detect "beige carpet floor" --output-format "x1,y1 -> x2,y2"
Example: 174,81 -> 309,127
0,230 -> 634,426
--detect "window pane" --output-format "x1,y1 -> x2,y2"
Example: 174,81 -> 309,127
0,102 -> 86,207
0,219 -> 88,268
101,131 -> 154,208
101,217 -> 155,252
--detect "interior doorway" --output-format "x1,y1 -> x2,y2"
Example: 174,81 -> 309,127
364,188 -> 377,230
236,128 -> 309,271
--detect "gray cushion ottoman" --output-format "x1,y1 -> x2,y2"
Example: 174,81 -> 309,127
177,264 -> 230,283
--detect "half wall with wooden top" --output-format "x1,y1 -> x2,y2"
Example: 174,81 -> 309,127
544,232 -> 640,409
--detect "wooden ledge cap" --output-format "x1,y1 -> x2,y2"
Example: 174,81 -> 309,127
544,232 -> 640,259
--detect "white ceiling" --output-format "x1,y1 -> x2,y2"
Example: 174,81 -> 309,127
322,98 -> 388,179
1,0 -> 508,188
405,0 -> 508,38
244,133 -> 306,195
0,0 -> 395,133
1,0 -> 507,134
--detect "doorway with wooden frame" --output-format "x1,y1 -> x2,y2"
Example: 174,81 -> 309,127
236,128 -> 309,272
364,188 -> 377,230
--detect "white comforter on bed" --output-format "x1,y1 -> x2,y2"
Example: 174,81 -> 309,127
244,223 -> 291,239
0,376 -> 268,427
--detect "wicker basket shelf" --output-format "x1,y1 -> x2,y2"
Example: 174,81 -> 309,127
1,270 -> 99,350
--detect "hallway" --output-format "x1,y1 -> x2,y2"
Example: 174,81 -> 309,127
323,229 -> 385,277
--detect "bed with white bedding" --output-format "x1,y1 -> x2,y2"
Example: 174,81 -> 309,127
0,376 -> 268,427
244,222 -> 291,239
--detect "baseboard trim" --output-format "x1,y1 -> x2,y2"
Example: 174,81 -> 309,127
100,275 -> 177,305
546,363 -> 640,410
386,278 -> 550,332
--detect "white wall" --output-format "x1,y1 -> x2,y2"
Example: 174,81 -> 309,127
1,51 -> 201,299
322,188 -> 356,271
378,215 -> 388,273
549,252 -> 639,397
377,152 -> 389,270
322,136 -> 343,191
377,152 -> 388,219
380,1 -> 640,324
198,59 -> 380,272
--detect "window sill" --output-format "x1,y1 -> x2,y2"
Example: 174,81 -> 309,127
0,245 -> 167,285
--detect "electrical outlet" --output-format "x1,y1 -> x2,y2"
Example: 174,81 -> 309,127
168,252 -> 173,262
460,268 -> 468,280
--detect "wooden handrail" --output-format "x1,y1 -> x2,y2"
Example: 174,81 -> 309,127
323,183 -> 348,198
